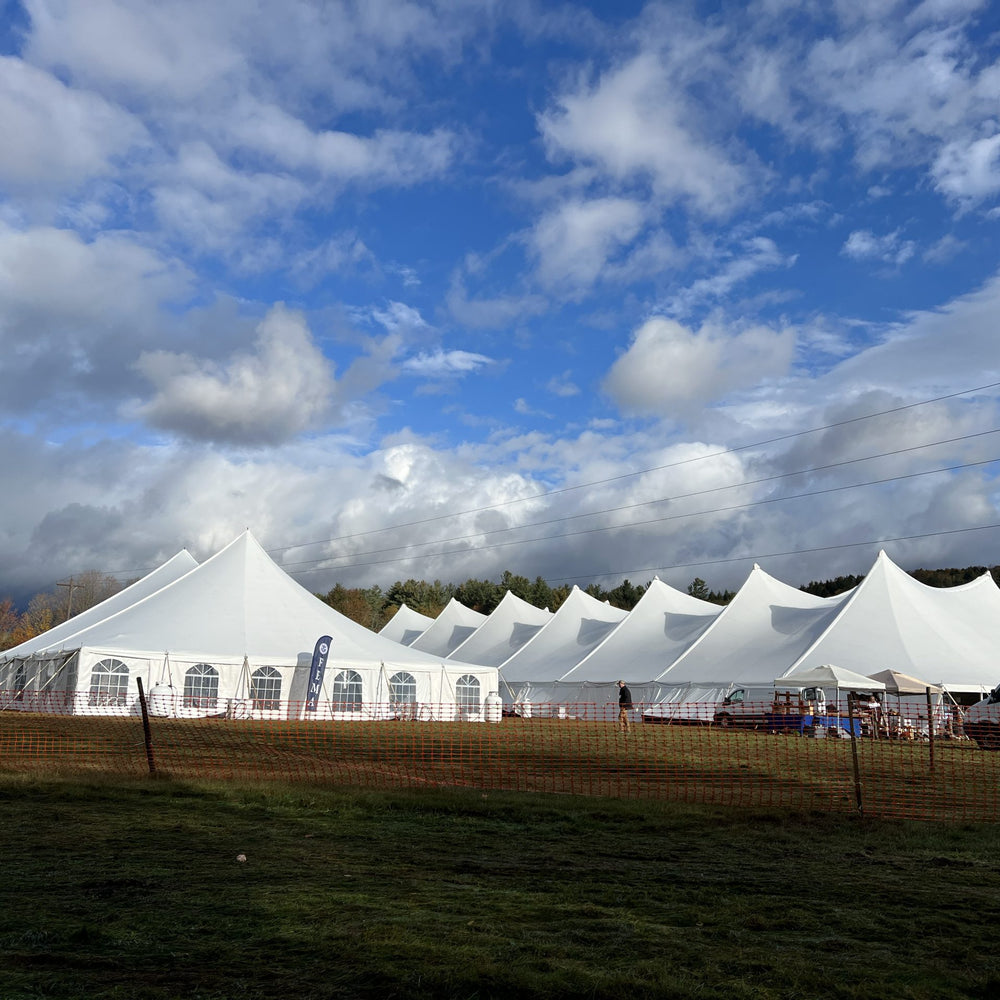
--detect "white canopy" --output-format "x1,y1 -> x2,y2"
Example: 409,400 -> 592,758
788,550 -> 1000,695
778,663 -> 886,692
448,590 -> 552,667
378,602 -> 434,646
1,531 -> 495,720
653,564 -> 853,701
497,586 -> 628,704
409,598 -> 487,657
561,577 -> 721,684
1,549 -> 199,660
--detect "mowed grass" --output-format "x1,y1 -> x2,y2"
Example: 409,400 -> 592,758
0,773 -> 998,1000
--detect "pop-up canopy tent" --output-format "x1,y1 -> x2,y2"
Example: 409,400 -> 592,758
0,531 -> 496,722
866,668 -> 951,735
777,663 -> 886,700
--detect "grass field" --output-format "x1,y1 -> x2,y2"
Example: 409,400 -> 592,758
1,773 -> 999,1000
2,712 -> 999,822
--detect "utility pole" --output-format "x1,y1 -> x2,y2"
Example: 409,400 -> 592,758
56,577 -> 76,623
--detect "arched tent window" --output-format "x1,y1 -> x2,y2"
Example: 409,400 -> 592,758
183,663 -> 219,708
89,658 -> 130,707
456,674 -> 481,715
250,666 -> 282,712
389,671 -> 417,715
332,669 -> 363,712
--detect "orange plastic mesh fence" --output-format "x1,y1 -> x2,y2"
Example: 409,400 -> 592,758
0,697 -> 997,823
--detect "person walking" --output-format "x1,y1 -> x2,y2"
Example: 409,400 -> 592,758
618,679 -> 633,733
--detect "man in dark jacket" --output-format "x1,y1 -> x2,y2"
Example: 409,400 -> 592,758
618,680 -> 633,732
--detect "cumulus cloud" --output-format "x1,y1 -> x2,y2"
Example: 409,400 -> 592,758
0,55 -> 146,194
531,197 -> 645,293
841,229 -> 916,265
602,317 -> 796,417
932,133 -> 1000,203
538,51 -> 747,214
132,304 -> 336,445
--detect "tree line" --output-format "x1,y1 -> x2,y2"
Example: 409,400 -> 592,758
2,562 -> 998,650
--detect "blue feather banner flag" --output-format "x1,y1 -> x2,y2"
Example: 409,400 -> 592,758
305,635 -> 332,712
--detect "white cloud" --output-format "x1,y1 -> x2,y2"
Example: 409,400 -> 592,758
547,371 -> 580,397
132,304 -> 336,445
531,197 -> 645,292
367,301 -> 429,332
538,51 -> 747,215
663,237 -> 796,317
602,316 -> 796,417
0,56 -> 146,194
841,229 -> 916,265
402,349 -> 495,377
932,133 -> 1000,203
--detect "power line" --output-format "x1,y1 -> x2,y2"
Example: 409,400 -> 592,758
268,378 -> 1000,555
279,430 -> 1000,571
544,522 -> 1000,586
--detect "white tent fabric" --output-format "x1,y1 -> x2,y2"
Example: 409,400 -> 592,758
1,549 -> 199,661
552,578 -> 722,714
447,590 -> 552,667
650,565 -> 854,711
497,586 -> 628,707
866,669 -> 943,696
0,531 -> 496,721
378,602 -> 434,646
409,598 -> 488,658
778,663 -> 886,693
788,550 -> 1000,696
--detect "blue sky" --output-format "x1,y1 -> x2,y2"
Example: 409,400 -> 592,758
1,0 -> 999,604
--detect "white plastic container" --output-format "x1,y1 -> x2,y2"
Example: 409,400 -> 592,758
484,691 -> 502,724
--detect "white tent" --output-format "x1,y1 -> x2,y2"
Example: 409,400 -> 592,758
497,586 -> 629,709
778,663 -> 886,695
646,565 -> 854,718
0,531 -> 496,722
409,598 -> 488,658
1,549 -> 199,662
447,590 -> 552,667
378,602 -> 434,646
788,550 -> 1000,697
553,577 -> 722,713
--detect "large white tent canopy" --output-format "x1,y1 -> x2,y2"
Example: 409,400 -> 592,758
378,602 -> 434,646
0,531 -> 496,721
388,549 -> 1000,714
409,598 -> 487,658
447,590 -> 552,668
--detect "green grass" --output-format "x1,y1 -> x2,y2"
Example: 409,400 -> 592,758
0,774 -> 998,999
